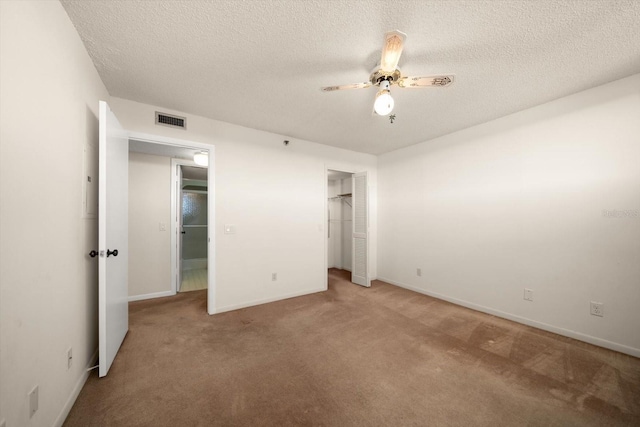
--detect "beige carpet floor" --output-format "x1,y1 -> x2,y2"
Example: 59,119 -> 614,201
64,269 -> 640,426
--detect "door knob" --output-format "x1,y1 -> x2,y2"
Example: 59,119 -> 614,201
107,249 -> 119,257
89,250 -> 98,258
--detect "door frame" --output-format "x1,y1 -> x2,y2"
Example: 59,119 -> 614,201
170,158 -> 208,295
324,166 -> 369,289
129,131 -> 216,314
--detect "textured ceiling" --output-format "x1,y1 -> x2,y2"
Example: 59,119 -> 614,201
62,0 -> 640,155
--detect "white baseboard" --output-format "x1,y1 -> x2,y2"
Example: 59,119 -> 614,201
378,276 -> 640,359
214,287 -> 326,314
128,290 -> 175,302
53,347 -> 99,427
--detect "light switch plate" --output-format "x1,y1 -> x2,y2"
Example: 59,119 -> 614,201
224,224 -> 236,234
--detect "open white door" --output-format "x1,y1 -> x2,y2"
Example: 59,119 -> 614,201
177,165 -> 183,292
351,171 -> 370,287
98,100 -> 129,377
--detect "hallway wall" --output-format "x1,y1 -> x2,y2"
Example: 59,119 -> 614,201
129,152 -> 172,299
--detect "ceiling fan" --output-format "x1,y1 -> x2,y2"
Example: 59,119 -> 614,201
322,31 -> 454,116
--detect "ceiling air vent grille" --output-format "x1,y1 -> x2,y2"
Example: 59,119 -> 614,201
155,112 -> 186,129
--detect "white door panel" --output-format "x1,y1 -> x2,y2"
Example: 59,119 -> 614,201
98,100 -> 129,377
177,165 -> 183,292
351,171 -> 369,287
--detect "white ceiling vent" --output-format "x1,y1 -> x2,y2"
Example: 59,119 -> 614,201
155,111 -> 186,129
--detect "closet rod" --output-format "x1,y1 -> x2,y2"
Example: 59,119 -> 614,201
328,193 -> 352,207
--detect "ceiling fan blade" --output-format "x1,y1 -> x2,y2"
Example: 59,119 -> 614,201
322,82 -> 371,92
380,30 -> 407,72
397,75 -> 454,88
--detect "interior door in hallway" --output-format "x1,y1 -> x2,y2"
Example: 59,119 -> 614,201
177,164 -> 183,291
98,100 -> 129,377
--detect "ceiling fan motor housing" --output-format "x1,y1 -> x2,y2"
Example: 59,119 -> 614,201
370,68 -> 402,86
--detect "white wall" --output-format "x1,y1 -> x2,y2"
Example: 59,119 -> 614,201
128,152 -> 172,299
378,74 -> 640,357
0,1 -> 110,426
109,97 -> 378,313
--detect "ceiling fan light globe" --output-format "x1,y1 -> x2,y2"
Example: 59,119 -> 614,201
374,91 -> 394,116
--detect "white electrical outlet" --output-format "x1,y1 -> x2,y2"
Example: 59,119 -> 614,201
28,385 -> 38,418
590,301 -> 604,317
272,273 -> 277,281
67,347 -> 73,370
417,268 -> 422,277
524,288 -> 533,302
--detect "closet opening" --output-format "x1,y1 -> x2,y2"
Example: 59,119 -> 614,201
327,169 -> 354,283
326,167 -> 370,288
